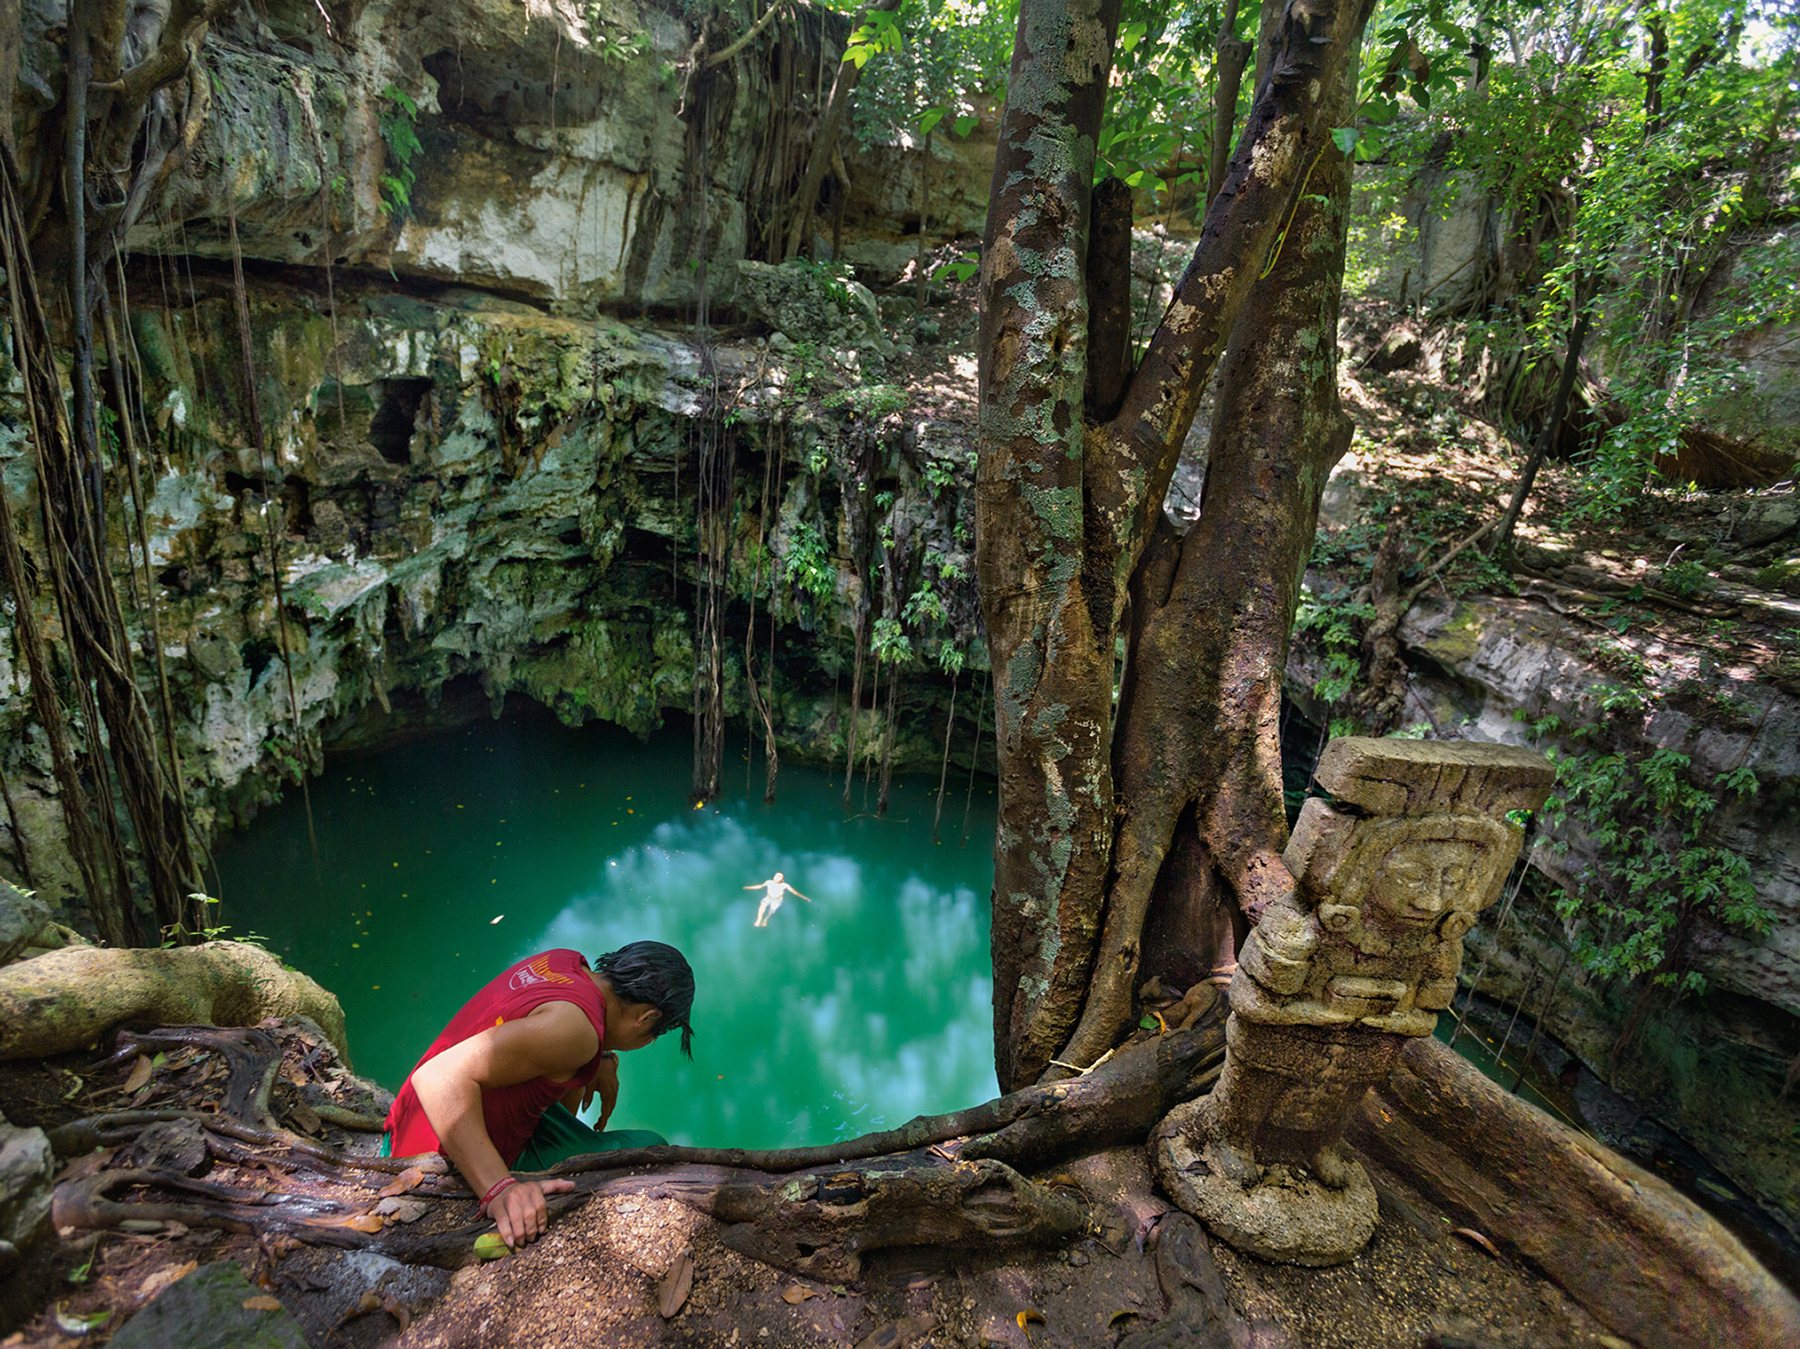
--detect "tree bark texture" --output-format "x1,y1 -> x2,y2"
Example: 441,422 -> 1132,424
977,0 -> 1374,1090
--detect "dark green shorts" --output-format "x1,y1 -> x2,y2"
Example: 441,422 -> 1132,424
379,1104 -> 666,1171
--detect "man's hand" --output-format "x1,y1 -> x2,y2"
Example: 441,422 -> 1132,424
489,1177 -> 577,1248
587,1051 -> 620,1132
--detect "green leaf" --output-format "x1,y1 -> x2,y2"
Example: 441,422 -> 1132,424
474,1232 -> 512,1260
1332,126 -> 1359,156
918,107 -> 946,137
1138,1015 -> 1158,1030
953,115 -> 979,138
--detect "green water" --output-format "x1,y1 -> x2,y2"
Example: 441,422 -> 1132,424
213,710 -> 1000,1150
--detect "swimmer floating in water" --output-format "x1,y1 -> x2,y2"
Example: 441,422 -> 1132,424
745,871 -> 812,927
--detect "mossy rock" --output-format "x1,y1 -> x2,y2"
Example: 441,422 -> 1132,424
109,1261 -> 307,1349
1752,556 -> 1800,596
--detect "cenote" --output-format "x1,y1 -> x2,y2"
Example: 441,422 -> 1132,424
213,709 -> 1000,1150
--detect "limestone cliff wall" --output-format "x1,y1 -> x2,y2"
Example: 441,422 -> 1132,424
0,0 -> 991,906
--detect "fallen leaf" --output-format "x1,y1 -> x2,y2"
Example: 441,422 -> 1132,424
123,1056 -> 154,1094
301,1212 -> 384,1234
55,1149 -> 116,1185
242,1295 -> 284,1312
657,1249 -> 694,1318
473,1232 -> 511,1261
1108,1309 -> 1140,1328
53,1304 -> 111,1336
1017,1308 -> 1046,1331
288,1102 -> 322,1135
781,1284 -> 819,1305
136,1259 -> 197,1302
1452,1227 -> 1501,1259
378,1167 -> 426,1198
333,1290 -> 388,1332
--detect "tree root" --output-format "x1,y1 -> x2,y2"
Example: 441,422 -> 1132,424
44,1016 -> 1228,1278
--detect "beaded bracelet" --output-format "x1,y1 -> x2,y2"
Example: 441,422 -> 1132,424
479,1175 -> 518,1215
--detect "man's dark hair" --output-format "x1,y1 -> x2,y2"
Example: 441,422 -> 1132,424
594,941 -> 695,1059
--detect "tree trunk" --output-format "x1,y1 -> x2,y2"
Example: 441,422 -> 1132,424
1492,279 -> 1594,555
1206,0 -> 1253,209
782,0 -> 902,260
978,0 -> 1375,1090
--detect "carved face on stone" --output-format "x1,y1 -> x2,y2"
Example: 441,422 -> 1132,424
1287,806 -> 1517,939
1368,841 -> 1479,929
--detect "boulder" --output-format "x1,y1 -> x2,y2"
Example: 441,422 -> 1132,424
0,941 -> 348,1063
0,880 -> 50,966
109,1260 -> 308,1349
0,1109 -> 53,1268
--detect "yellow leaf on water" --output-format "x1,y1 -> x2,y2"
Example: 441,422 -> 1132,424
242,1295 -> 284,1312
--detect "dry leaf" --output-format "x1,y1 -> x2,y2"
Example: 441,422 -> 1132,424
123,1056 -> 153,1094
288,1102 -> 322,1135
1017,1308 -> 1046,1330
1108,1309 -> 1140,1328
136,1259 -> 197,1303
302,1212 -> 384,1233
373,1198 -> 430,1224
241,1295 -> 284,1312
55,1149 -> 116,1185
781,1284 -> 820,1305
378,1167 -> 425,1198
1452,1227 -> 1501,1259
382,1295 -> 414,1332
657,1249 -> 694,1318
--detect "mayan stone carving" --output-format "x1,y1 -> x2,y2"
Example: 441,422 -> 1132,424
1154,737 -> 1555,1265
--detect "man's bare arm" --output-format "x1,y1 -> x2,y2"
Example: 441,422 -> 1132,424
410,1001 -> 598,1246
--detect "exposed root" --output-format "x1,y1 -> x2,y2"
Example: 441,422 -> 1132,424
46,1016 -> 1227,1277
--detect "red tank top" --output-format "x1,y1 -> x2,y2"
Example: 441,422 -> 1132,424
384,949 -> 606,1166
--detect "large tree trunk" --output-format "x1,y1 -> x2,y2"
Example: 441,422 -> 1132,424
977,0 -> 1375,1090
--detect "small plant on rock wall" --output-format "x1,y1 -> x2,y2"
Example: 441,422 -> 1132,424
377,85 -> 422,219
1294,586 -> 1376,706
824,383 -> 908,421
922,457 -> 957,499
783,522 -> 837,608
870,617 -> 912,666
1533,713 -> 1769,995
903,580 -> 948,628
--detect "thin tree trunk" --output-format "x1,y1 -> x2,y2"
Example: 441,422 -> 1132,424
783,0 -> 901,259
1207,0 -> 1253,208
1493,279 -> 1593,555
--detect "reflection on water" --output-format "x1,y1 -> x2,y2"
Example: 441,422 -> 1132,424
215,709 -> 999,1149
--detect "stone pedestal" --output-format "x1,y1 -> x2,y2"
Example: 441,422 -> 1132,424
1155,736 -> 1554,1265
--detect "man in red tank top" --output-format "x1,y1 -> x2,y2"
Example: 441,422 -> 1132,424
383,941 -> 694,1249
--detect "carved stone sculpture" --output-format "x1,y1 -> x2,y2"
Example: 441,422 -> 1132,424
1154,737 -> 1554,1265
